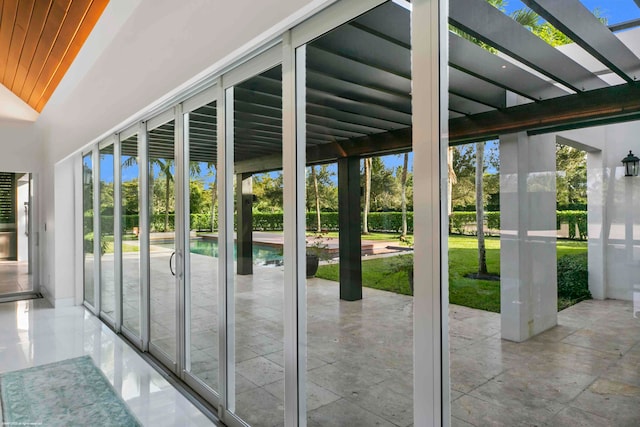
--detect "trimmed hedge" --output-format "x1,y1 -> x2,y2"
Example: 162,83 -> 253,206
450,212 -> 500,235
450,210 -> 587,240
557,253 -> 591,301
87,210 -> 587,238
86,211 -> 415,233
556,210 -> 587,240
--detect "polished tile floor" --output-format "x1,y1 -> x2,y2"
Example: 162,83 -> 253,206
0,261 -> 32,295
0,299 -> 216,426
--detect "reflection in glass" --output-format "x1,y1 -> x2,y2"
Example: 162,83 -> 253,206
83,153 -> 95,306
121,134 -> 141,335
100,144 -> 115,318
148,120 -> 177,362
185,100 -> 219,392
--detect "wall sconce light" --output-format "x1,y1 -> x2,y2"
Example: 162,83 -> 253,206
622,150 -> 639,177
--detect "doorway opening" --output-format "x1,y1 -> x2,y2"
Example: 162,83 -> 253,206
0,171 -> 36,300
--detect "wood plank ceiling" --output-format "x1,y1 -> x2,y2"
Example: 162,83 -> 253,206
0,0 -> 109,112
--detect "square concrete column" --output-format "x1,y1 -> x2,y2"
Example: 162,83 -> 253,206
236,173 -> 253,275
338,157 -> 362,301
500,133 -> 557,342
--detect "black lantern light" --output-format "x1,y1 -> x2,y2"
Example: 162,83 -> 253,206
622,150 -> 640,177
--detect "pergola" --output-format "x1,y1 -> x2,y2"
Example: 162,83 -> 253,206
147,0 -> 640,300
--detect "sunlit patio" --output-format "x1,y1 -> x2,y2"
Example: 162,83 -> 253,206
108,250 -> 640,427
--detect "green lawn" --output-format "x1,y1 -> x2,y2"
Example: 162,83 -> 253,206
315,235 -> 588,313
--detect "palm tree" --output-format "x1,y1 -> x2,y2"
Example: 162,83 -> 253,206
363,157 -> 372,234
122,156 -> 207,232
311,166 -> 322,233
400,152 -> 409,238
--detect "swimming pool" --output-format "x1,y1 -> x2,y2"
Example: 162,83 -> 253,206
156,238 -> 283,266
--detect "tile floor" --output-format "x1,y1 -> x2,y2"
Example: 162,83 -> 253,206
0,299 -> 217,426
0,261 -> 32,295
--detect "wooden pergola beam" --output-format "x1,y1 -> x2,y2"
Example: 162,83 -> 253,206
449,82 -> 640,145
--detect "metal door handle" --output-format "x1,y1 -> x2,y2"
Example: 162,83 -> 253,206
169,252 -> 176,276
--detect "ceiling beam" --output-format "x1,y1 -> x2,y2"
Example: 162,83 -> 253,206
235,127 -> 412,174
522,0 -> 640,83
449,82 -> 640,144
450,0 -> 606,92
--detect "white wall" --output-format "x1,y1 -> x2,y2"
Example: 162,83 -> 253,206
0,122 -> 42,173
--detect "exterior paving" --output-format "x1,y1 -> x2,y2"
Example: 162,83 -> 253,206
105,248 -> 640,426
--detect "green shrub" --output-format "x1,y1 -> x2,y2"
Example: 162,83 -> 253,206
557,253 -> 590,301
556,210 -> 587,240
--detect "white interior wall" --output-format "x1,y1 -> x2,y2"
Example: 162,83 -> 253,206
0,122 -> 42,172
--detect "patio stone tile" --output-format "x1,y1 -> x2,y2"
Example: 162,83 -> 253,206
452,394 -> 559,426
235,387 -> 284,427
450,389 -> 464,401
235,345 -> 260,362
451,415 -> 475,427
236,356 -> 284,387
450,353 -> 507,393
561,328 -> 637,355
262,379 -> 341,411
570,378 -> 640,425
308,360 -> 389,397
190,329 -> 218,350
469,365 -> 596,405
345,377 -> 413,427
602,354 -> 640,387
235,372 -> 260,394
530,324 -> 578,343
544,406 -> 611,427
262,350 -> 327,370
308,398 -> 395,427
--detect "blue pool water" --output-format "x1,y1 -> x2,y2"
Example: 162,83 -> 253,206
157,239 -> 283,266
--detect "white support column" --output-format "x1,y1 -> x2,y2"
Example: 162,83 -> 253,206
587,150 -> 606,300
413,0 -> 448,425
500,132 -> 557,342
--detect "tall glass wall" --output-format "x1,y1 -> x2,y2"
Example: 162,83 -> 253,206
185,100 -> 220,393
121,134 -> 141,336
99,143 -> 116,319
229,65 -> 285,426
83,153 -> 95,306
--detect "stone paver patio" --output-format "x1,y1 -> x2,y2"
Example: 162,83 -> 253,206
101,248 -> 640,426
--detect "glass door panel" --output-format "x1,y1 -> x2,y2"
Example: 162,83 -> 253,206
302,4 -> 415,425
121,134 -> 142,337
229,65 -> 285,427
184,100 -> 219,392
148,118 -> 178,364
83,153 -> 95,307
99,143 -> 116,321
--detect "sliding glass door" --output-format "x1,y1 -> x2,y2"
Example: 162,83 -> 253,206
147,111 -> 179,368
121,128 -> 143,342
182,91 -> 220,399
